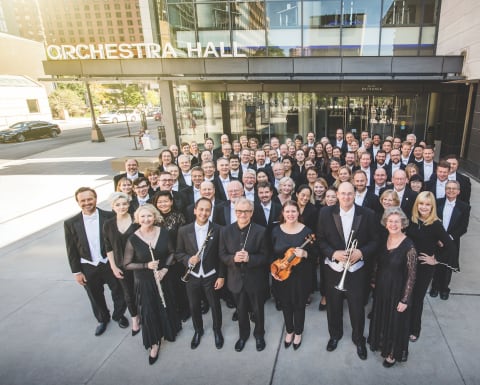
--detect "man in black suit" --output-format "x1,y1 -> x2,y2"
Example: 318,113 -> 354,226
380,169 -> 417,218
130,177 -> 152,212
177,154 -> 193,189
181,166 -> 204,207
333,128 -> 349,157
317,182 -> 379,360
113,158 -> 144,189
445,154 -> 471,204
217,180 -> 245,226
425,160 -> 450,199
354,152 -> 375,187
213,157 -> 236,201
64,187 -> 128,336
252,182 -> 282,233
352,170 -> 381,214
158,171 -> 186,214
420,145 -> 437,182
185,180 -> 225,225
176,198 -> 226,349
430,180 -> 471,300
385,148 -> 406,182
219,198 -> 269,352
368,167 -> 389,196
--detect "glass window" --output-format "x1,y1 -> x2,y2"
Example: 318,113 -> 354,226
303,0 -> 341,56
419,25 -> 435,55
167,3 -> 196,55
380,26 -> 420,55
341,0 -> 381,56
267,1 -> 300,28
231,2 -> 266,30
423,0 -> 439,24
382,0 -> 421,25
197,2 -> 229,29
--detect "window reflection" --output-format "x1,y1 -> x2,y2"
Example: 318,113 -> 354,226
267,1 -> 299,28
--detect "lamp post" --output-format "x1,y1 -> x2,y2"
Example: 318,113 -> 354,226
85,80 -> 105,142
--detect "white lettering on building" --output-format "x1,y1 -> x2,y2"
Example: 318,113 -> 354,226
46,42 -> 247,60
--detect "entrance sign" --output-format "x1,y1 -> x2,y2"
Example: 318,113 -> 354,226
46,42 -> 247,60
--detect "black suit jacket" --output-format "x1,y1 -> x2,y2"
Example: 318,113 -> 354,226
386,162 -> 406,182
64,208 -> 114,274
252,200 -> 282,234
175,222 -> 226,278
213,175 -> 237,202
353,165 -> 375,187
219,222 -> 268,294
317,204 -> 379,265
436,198 -> 470,254
358,190 -> 382,214
113,172 -> 144,189
454,172 -> 471,204
185,199 -> 226,225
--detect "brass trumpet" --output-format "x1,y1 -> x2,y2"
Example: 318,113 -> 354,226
335,231 -> 358,292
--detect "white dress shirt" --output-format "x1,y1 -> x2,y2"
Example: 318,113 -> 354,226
436,179 -> 447,199
81,210 -> 107,266
442,199 -> 455,231
182,172 -> 192,186
423,161 -> 434,181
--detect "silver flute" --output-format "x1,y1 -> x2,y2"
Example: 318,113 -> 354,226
148,243 -> 167,308
181,228 -> 214,283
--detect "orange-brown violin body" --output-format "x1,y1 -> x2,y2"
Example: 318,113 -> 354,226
270,234 -> 315,281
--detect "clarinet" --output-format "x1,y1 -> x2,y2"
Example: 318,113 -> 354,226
148,243 -> 167,308
181,228 -> 214,283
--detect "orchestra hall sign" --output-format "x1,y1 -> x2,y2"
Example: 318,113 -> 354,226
46,42 -> 246,60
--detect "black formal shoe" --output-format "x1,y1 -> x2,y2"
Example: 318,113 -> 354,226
318,303 -> 327,311
190,330 -> 204,349
357,343 -> 368,360
214,331 -> 224,349
149,350 -> 159,365
235,338 -> 247,352
440,292 -> 450,300
232,310 -> 238,322
116,315 -> 129,329
255,337 -> 266,351
429,289 -> 439,298
201,302 -> 210,314
95,322 -> 108,336
132,328 -> 141,336
326,338 -> 339,352
383,358 -> 396,368
226,300 -> 236,309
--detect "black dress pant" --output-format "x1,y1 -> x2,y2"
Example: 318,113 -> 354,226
282,303 -> 306,335
431,264 -> 453,294
82,262 -> 126,323
233,289 -> 265,340
186,275 -> 222,332
410,264 -> 434,337
118,269 -> 137,317
325,266 -> 366,345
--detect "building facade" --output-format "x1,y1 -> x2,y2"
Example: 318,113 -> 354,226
40,0 -> 477,175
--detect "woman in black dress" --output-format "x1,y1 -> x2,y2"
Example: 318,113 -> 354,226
369,207 -> 417,367
152,190 -> 190,322
104,192 -> 140,336
124,204 -> 180,365
406,191 -> 457,342
271,200 -> 314,350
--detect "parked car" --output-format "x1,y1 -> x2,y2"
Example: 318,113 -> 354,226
0,121 -> 61,143
97,109 -> 140,124
154,111 -> 162,121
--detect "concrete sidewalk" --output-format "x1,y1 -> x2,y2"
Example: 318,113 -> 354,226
0,135 -> 479,385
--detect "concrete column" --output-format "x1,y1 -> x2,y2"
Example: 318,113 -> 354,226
158,80 -> 179,147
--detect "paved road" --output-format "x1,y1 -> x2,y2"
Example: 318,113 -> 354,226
0,120 -> 143,160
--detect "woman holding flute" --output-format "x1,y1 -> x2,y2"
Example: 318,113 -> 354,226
124,204 -> 180,365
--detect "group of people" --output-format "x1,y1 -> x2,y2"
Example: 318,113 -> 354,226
64,129 -> 471,368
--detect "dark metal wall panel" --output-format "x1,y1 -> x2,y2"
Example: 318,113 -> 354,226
204,58 -> 248,74
249,58 -> 294,74
121,59 -> 163,75
392,57 -> 443,74
442,56 -> 465,74
342,57 -> 392,74
81,60 -> 122,75
161,59 -> 205,75
294,58 -> 341,74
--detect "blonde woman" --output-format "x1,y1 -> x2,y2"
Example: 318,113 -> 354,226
277,177 -> 295,206
406,192 -> 457,343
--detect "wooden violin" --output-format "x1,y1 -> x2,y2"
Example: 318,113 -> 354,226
270,234 -> 315,281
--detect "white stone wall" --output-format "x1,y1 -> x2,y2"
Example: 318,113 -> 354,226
436,0 -> 480,80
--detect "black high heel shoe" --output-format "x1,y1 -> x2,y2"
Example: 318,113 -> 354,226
293,335 -> 302,350
149,344 -> 159,365
383,356 -> 396,368
284,333 -> 293,349
132,328 -> 141,336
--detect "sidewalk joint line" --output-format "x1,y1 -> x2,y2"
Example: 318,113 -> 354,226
427,298 -> 467,385
268,322 -> 285,385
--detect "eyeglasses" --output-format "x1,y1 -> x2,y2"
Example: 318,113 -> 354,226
235,210 -> 253,215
